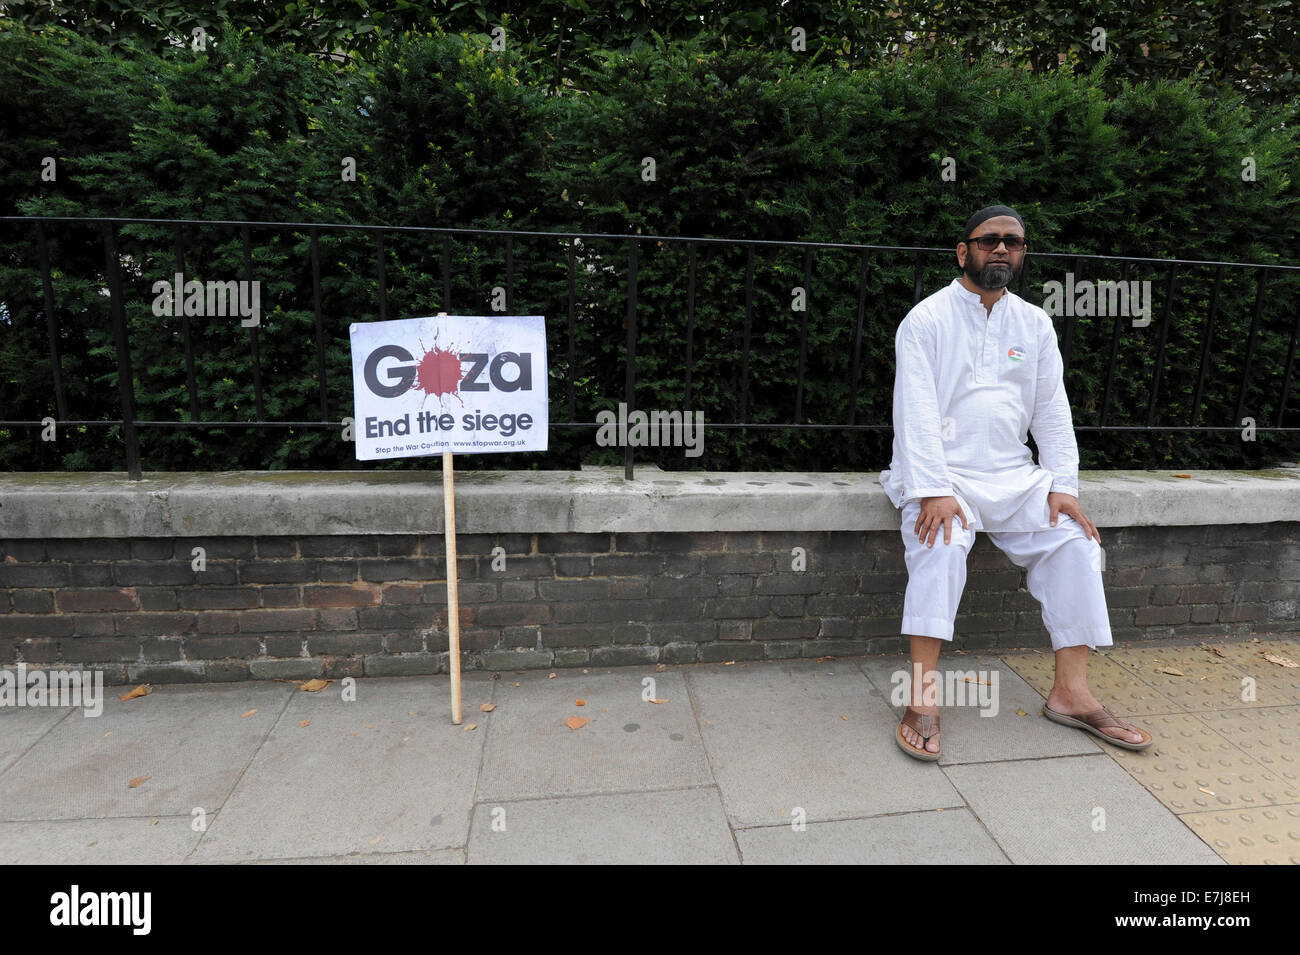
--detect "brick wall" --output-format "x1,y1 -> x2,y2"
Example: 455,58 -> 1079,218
2,524 -> 1298,683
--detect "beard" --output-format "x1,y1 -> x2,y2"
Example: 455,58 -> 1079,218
964,256 -> 1018,290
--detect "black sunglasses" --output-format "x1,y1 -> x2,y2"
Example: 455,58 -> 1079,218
962,233 -> 1026,251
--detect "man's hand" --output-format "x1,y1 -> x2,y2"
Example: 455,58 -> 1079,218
1049,491 -> 1101,542
916,495 -> 969,548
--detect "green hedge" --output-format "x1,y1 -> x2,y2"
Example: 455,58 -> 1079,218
1,24 -> 1297,473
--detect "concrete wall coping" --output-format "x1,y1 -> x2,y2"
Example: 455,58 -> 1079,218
2,467 -> 1298,538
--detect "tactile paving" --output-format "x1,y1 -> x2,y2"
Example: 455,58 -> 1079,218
1179,804 -> 1300,865
1109,713 -> 1290,813
1102,646 -> 1272,711
999,649 -> 1186,716
1195,639 -> 1300,704
1196,707 -> 1300,802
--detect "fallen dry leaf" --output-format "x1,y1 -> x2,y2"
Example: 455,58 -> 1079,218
511,682 -> 520,687
655,664 -> 667,672
649,698 -> 669,704
240,709 -> 258,718
841,715 -> 848,721
1262,652 -> 1299,668
1015,708 -> 1028,717
300,719 -> 311,727
548,672 -> 557,679
150,818 -> 159,825
565,716 -> 589,730
574,699 -> 586,706
465,723 -> 477,731
479,703 -> 496,712
120,684 -> 151,701
721,660 -> 735,666
1173,473 -> 1191,479
1155,666 -> 1185,676
1206,645 -> 1226,658
128,775 -> 150,789
300,678 -> 331,692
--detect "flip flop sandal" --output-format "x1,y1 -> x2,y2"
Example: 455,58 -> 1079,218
1043,703 -> 1153,751
896,707 -> 941,762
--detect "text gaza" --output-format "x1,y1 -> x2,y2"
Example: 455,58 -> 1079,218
363,345 -> 533,398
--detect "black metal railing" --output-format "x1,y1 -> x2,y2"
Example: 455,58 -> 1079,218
2,215 -> 1298,480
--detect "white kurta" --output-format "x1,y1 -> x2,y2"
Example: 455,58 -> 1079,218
878,278 -> 1080,532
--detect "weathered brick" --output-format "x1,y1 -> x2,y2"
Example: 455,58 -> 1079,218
137,587 -> 180,611
553,556 -> 592,577
195,611 -> 240,634
472,555 -> 551,580
702,596 -> 770,619
316,609 -> 359,631
71,613 -> 117,636
536,533 -> 613,554
238,609 -> 317,633
424,582 -> 496,604
377,536 -> 421,557
129,540 -> 175,560
0,615 -> 73,638
116,612 -> 196,637
303,584 -> 381,608
755,575 -> 824,596
322,656 -> 365,679
1105,587 -> 1151,607
61,637 -> 139,662
55,588 -> 140,613
1135,605 -> 1192,626
45,540 -> 131,561
11,590 -> 54,614
652,531 -> 729,554
716,576 -> 755,596
537,580 -> 609,601
0,541 -> 47,561
752,618 -> 818,641
762,640 -> 805,659
591,645 -> 659,667
0,565 -> 67,587
477,603 -> 551,626
317,561 -> 359,583
250,659 -> 322,679
239,560 -> 319,584
702,554 -> 772,575
1190,605 -> 1219,623
860,572 -> 912,593
799,638 -> 868,658
499,581 -> 538,601
17,638 -> 60,663
819,617 -> 855,638
69,565 -> 112,586
256,539 -> 297,558
478,648 -> 554,671
646,621 -> 716,644
308,633 -> 382,655
204,660 -> 251,682
591,554 -> 664,576
660,641 -> 699,664
128,662 -> 206,684
179,587 -> 259,610
1180,584 -> 1229,604
363,652 -> 447,676
718,620 -> 751,641
112,563 -> 200,586
553,648 -> 590,666
186,637 -> 262,659
610,579 -> 650,599
959,613 -> 1015,634
699,643 -> 764,662
380,582 -> 424,605
541,625 -> 614,648
770,596 -> 806,617
299,536 -> 379,558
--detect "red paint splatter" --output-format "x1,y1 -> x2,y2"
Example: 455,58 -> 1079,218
412,334 -> 465,408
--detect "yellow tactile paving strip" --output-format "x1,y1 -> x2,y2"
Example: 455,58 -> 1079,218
1000,636 -> 1300,864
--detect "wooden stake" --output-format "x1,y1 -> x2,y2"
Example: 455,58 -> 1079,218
443,450 -> 462,724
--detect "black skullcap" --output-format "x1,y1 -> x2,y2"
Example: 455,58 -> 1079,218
962,205 -> 1024,241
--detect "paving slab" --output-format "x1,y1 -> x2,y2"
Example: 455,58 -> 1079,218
0,706 -> 72,776
192,675 -> 491,862
476,667 -> 711,801
1103,645 -> 1276,711
1178,804 -> 1300,865
240,848 -> 464,864
467,787 -> 737,864
685,660 -> 964,829
1001,649 -> 1187,716
736,808 -> 1009,864
1109,712 -> 1300,812
0,815 -> 204,864
0,682 -> 293,821
858,654 -> 1099,764
944,755 -> 1226,864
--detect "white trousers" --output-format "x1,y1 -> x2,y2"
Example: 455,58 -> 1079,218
898,500 -> 1113,651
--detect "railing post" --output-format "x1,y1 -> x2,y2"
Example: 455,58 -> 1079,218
102,222 -> 142,480
624,238 -> 639,481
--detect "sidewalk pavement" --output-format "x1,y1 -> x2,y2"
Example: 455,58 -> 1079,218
2,635 -> 1296,865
